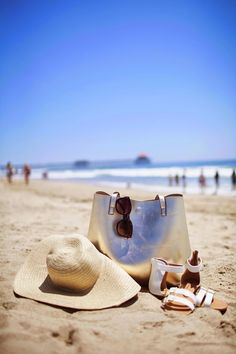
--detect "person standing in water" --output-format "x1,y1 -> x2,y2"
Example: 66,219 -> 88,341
214,170 -> 220,194
6,162 -> 14,184
42,171 -> 48,180
23,164 -> 31,185
175,174 -> 179,186
199,169 -> 206,194
232,169 -> 236,190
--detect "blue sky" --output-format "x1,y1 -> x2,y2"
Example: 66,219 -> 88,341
0,0 -> 236,164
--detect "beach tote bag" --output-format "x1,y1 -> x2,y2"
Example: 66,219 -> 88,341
88,191 -> 191,283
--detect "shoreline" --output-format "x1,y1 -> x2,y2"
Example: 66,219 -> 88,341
1,176 -> 236,197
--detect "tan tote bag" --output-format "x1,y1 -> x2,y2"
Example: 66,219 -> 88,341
88,191 -> 191,284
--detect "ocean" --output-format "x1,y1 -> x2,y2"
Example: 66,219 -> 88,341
2,158 -> 236,196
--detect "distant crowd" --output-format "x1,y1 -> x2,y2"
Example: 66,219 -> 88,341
168,168 -> 236,193
3,162 -> 236,193
4,162 -> 49,185
5,162 -> 31,185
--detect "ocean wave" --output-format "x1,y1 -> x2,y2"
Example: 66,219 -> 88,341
30,166 -> 234,179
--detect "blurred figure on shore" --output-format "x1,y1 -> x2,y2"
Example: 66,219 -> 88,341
42,171 -> 48,180
182,169 -> 187,192
23,164 -> 31,185
168,174 -> 173,186
214,170 -> 220,194
232,169 -> 236,190
175,174 -> 179,186
6,162 -> 14,184
199,169 -> 206,194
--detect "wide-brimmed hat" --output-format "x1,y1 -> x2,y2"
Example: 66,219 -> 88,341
14,234 -> 141,309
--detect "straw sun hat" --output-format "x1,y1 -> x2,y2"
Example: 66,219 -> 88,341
14,234 -> 141,310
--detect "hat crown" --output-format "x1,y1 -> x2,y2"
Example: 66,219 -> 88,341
46,236 -> 102,292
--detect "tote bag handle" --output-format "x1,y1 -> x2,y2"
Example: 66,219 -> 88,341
155,194 -> 167,216
108,192 -> 120,215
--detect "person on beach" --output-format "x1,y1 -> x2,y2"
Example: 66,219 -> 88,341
182,169 -> 187,192
199,169 -> 206,194
232,169 -> 236,190
175,174 -> 179,186
42,171 -> 48,180
23,164 -> 31,185
214,170 -> 220,194
6,162 -> 14,184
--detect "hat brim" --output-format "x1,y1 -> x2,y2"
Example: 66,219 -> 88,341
13,234 -> 141,310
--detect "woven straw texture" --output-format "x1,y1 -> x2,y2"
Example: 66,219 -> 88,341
14,234 -> 141,309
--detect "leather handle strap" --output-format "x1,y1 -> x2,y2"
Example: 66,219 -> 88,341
108,192 -> 120,215
155,194 -> 167,216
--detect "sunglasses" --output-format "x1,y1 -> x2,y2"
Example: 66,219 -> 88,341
115,197 -> 133,238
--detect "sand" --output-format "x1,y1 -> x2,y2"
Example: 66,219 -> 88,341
0,179 -> 235,354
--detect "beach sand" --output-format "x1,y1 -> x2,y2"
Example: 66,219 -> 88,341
0,179 -> 235,354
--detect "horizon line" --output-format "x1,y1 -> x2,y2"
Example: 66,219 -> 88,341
1,157 -> 236,168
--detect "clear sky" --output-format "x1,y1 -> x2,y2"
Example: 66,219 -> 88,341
0,0 -> 236,164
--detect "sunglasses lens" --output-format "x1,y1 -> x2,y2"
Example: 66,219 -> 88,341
116,219 -> 133,238
116,197 -> 132,215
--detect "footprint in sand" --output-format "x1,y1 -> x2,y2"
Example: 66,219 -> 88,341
51,327 -> 79,346
2,302 -> 17,310
218,321 -> 236,337
176,331 -> 196,338
141,321 -> 164,330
